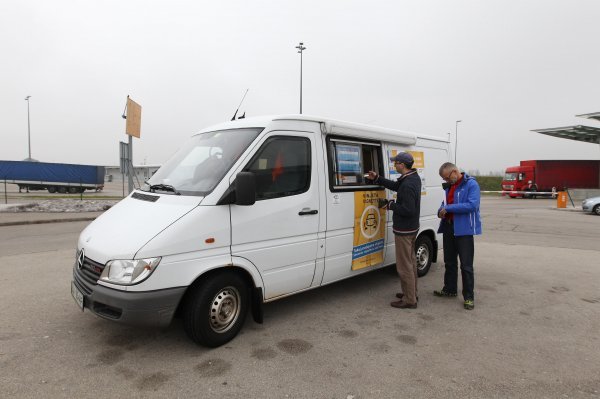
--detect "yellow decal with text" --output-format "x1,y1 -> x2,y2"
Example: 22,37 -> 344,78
352,191 -> 386,270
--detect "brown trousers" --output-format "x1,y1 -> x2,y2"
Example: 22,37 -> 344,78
394,233 -> 418,304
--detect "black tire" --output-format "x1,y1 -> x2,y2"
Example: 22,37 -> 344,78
415,235 -> 433,277
68,187 -> 79,194
47,186 -> 57,193
183,271 -> 249,347
58,186 -> 67,194
593,204 -> 600,216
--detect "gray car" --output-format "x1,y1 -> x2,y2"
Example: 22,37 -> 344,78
582,196 -> 600,215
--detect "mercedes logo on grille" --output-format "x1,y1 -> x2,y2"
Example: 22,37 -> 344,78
77,249 -> 85,270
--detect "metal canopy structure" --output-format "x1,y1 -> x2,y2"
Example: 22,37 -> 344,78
532,125 -> 600,144
576,112 -> 600,123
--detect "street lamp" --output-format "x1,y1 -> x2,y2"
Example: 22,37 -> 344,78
455,120 -> 462,164
295,42 -> 306,114
25,96 -> 32,160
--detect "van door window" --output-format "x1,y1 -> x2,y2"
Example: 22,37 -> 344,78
244,136 -> 311,200
327,137 -> 382,191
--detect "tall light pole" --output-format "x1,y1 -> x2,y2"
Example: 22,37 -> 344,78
25,96 -> 32,160
455,120 -> 462,164
295,42 -> 306,114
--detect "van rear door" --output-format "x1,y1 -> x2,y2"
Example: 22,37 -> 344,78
230,131 -> 320,299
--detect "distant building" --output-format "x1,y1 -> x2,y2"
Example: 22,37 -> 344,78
105,165 -> 161,183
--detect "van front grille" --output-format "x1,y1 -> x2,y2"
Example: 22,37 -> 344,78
75,257 -> 105,286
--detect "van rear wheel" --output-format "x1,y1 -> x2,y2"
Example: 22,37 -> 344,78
183,272 -> 249,347
415,235 -> 433,277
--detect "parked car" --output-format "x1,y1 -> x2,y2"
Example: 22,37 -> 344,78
582,196 -> 600,215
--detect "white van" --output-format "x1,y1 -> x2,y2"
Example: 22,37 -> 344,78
71,115 -> 450,347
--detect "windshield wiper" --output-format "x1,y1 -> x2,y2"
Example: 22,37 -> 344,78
149,184 -> 180,195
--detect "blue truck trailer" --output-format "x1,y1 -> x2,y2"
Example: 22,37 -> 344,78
0,160 -> 105,194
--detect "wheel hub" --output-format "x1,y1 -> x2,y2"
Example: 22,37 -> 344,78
416,245 -> 429,271
209,287 -> 240,333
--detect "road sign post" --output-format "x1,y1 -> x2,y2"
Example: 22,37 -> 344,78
123,97 -> 142,194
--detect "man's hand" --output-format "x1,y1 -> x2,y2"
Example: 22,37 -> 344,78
438,208 -> 447,218
377,198 -> 389,209
366,171 -> 378,181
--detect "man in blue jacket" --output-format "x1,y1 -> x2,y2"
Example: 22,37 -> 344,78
435,162 -> 482,310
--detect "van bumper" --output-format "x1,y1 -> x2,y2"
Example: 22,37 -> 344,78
72,271 -> 186,327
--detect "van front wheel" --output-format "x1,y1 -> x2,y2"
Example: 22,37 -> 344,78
183,272 -> 249,347
415,235 -> 433,277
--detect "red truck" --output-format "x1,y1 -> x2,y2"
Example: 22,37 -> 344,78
502,160 -> 600,198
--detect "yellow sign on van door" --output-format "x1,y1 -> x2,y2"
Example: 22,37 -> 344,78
408,150 -> 426,195
352,191 -> 386,270
408,150 -> 424,168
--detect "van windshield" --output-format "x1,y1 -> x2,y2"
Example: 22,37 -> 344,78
143,128 -> 263,196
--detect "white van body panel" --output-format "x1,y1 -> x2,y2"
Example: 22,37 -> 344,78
134,206 -> 230,259
78,194 -> 201,262
229,128 -> 323,299
125,248 -> 232,292
414,137 -> 452,220
380,137 -> 449,266
321,127 -> 448,285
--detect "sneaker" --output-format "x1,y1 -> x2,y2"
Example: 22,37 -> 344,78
464,299 -> 474,310
433,289 -> 457,297
395,293 -> 419,301
390,300 -> 417,309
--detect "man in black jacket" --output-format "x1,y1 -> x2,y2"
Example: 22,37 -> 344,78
367,152 -> 422,309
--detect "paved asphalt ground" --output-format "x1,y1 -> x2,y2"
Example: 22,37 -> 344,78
0,197 -> 599,398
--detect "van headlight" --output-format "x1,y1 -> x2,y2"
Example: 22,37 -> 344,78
100,257 -> 161,285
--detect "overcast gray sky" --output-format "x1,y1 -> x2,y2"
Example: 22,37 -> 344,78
2,0 -> 600,173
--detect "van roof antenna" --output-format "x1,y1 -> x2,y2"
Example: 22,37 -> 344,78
231,89 -> 249,121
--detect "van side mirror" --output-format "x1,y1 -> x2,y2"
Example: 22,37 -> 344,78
235,172 -> 256,206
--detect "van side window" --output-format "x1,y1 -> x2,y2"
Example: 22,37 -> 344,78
327,137 -> 382,191
243,136 -> 311,200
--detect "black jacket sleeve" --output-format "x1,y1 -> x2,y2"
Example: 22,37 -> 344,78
375,175 -> 400,191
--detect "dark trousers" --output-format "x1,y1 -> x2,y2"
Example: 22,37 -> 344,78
441,221 -> 475,301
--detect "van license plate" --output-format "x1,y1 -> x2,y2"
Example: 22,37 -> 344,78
71,281 -> 84,311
